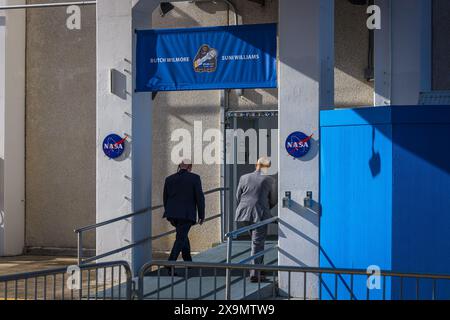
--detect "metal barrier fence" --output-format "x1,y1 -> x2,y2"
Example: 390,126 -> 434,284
3,259 -> 449,300
0,261 -> 132,301
138,260 -> 450,301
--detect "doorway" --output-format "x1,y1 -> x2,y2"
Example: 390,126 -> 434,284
224,110 -> 278,240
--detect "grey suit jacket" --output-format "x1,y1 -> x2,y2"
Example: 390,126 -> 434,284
235,170 -> 278,223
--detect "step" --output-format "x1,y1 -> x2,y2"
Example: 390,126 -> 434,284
139,241 -> 278,300
96,241 -> 278,300
139,272 -> 276,300
193,241 -> 278,265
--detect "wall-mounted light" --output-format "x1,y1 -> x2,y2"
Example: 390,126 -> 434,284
160,2 -> 175,17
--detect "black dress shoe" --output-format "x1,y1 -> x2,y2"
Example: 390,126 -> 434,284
165,267 -> 179,277
250,275 -> 267,283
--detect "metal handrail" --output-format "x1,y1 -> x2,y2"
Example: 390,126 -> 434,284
138,260 -> 450,300
224,216 -> 279,299
0,260 -> 131,282
0,261 -> 132,300
80,239 -> 152,265
238,245 -> 278,265
75,207 -> 151,234
74,188 -> 224,234
140,260 -> 450,282
80,213 -> 223,265
0,1 -> 96,10
151,213 -> 222,241
75,187 -> 226,265
225,216 -> 279,239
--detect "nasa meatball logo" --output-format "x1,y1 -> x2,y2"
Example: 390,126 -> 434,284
102,134 -> 127,159
285,131 -> 313,159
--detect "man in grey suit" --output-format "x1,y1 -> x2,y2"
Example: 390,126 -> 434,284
235,157 -> 278,282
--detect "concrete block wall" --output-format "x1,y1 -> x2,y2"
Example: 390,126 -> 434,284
25,0 -> 96,251
335,0 -> 374,107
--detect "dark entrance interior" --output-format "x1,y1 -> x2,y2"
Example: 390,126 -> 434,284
224,110 -> 278,240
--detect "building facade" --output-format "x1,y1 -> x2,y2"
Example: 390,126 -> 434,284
0,0 -> 449,260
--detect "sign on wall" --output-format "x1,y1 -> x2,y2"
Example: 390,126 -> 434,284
285,132 -> 313,159
135,23 -> 277,92
102,134 -> 127,159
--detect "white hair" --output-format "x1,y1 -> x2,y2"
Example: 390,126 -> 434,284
257,156 -> 271,168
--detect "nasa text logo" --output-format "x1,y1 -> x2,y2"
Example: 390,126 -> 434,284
285,131 -> 313,159
193,44 -> 218,73
102,134 -> 127,159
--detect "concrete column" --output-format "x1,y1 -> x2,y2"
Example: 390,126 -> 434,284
0,0 -> 25,256
375,0 -> 432,105
374,0 -> 392,106
278,0 -> 334,299
96,0 -> 157,274
130,1 -> 156,275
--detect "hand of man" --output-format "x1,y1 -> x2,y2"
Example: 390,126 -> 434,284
198,219 -> 205,225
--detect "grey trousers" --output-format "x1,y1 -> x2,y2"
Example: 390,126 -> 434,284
243,222 -> 268,277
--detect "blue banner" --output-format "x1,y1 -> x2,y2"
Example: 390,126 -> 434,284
136,23 -> 277,92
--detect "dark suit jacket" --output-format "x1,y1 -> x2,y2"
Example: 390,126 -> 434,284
163,170 -> 205,223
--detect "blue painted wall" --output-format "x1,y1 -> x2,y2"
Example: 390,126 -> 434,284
320,106 -> 450,300
391,121 -> 450,299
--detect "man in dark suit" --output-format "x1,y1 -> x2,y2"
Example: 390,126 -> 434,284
163,160 -> 205,263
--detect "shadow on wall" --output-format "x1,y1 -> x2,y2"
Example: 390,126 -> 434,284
319,247 -> 359,300
353,107 -> 450,175
193,1 -> 228,16
154,2 -> 224,29
369,127 -> 381,177
228,88 -> 278,111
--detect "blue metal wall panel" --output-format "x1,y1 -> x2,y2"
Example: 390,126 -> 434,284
320,106 -> 450,300
391,123 -> 450,300
320,122 -> 393,300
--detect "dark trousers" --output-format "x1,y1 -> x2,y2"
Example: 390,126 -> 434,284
168,219 -> 193,262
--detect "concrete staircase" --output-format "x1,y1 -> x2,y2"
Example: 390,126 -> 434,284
139,241 -> 278,300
